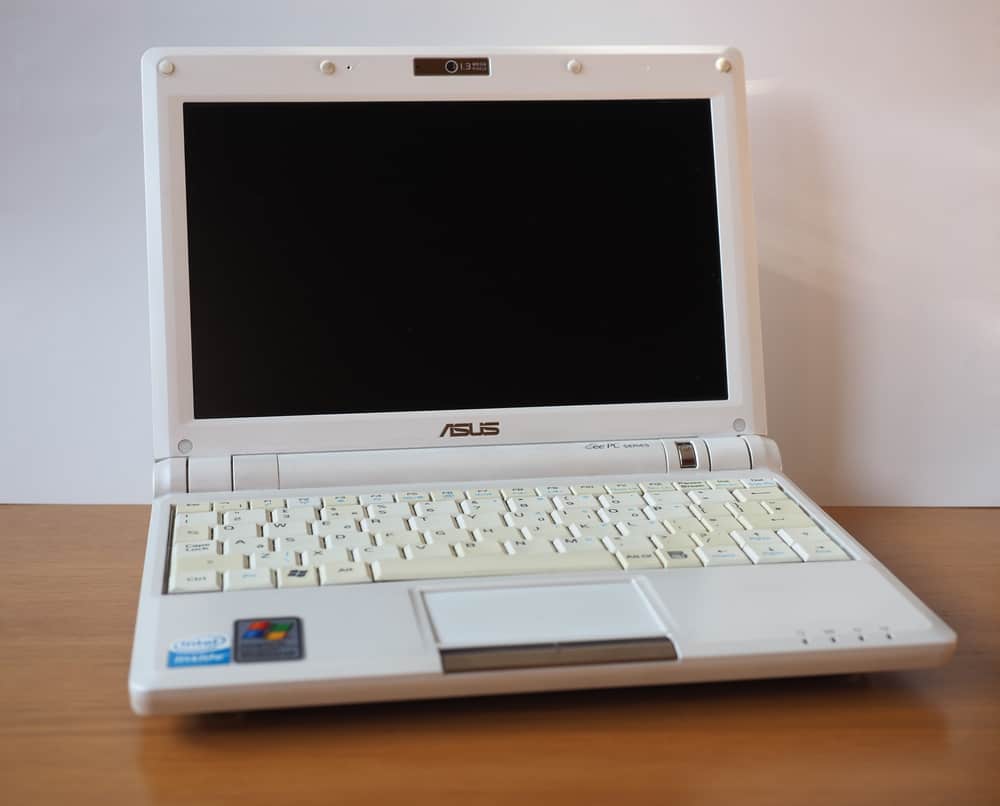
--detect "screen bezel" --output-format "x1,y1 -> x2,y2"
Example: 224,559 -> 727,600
142,47 -> 766,461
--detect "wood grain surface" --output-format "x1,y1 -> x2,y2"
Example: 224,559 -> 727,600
1,504 -> 997,805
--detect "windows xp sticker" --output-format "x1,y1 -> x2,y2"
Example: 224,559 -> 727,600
167,634 -> 231,667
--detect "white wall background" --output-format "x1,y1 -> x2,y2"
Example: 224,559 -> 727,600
2,0 -> 998,505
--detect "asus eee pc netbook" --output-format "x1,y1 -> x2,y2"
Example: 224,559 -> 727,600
128,46 -> 955,715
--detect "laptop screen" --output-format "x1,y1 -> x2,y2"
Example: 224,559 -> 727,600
182,99 -> 727,419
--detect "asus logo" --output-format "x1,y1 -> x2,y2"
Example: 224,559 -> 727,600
439,421 -> 501,438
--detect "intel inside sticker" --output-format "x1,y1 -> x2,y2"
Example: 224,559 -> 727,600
167,634 -> 231,668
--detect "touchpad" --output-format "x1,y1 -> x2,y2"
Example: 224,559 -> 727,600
423,581 -> 676,672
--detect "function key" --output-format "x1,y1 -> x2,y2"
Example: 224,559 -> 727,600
538,484 -> 572,497
176,502 -> 211,513
742,478 -> 779,488
605,482 -> 641,494
359,492 -> 395,504
502,486 -> 537,499
430,489 -> 464,501
250,497 -> 286,510
672,481 -> 711,491
323,494 -> 359,506
465,488 -> 502,499
396,491 -> 430,502
706,479 -> 745,489
570,483 -> 605,495
212,500 -> 248,512
286,496 -> 322,508
640,481 -> 672,493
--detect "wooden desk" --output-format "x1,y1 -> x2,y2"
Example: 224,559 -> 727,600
1,505 -> 997,805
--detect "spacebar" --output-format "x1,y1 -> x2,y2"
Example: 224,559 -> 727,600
371,552 -> 623,581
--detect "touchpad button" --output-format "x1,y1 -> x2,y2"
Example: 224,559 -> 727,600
423,581 -> 674,671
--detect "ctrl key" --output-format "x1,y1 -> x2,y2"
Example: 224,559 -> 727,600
168,570 -> 221,594
319,562 -> 371,585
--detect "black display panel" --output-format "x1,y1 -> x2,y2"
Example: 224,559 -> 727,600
183,99 -> 727,418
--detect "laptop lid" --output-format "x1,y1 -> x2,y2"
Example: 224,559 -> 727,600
142,46 -> 765,461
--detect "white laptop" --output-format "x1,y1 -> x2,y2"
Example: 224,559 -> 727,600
129,46 -> 955,715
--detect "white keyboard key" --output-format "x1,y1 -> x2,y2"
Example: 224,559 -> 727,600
761,500 -> 806,516
173,525 -> 212,543
570,483 -> 606,495
520,525 -> 574,542
664,517 -> 710,536
286,496 -> 322,508
276,567 -> 318,588
691,502 -> 738,517
271,506 -> 318,523
168,570 -> 221,593
374,531 -> 422,548
738,511 -> 815,530
173,541 -> 218,561
457,512 -> 508,530
658,547 -> 702,568
605,482 -> 641,494
320,506 -> 365,521
506,496 -> 554,513
424,528 -> 476,545
743,542 -> 801,564
648,533 -> 699,551
251,497 -> 286,510
619,521 -> 670,540
503,511 -> 554,529
323,531 -> 374,549
461,498 -> 509,515
408,514 -> 457,531
319,562 -> 371,585
263,521 -> 310,538
403,542 -> 455,559
224,568 -> 274,591
598,507 -> 651,528
430,489 -> 464,501
730,529 -> 781,547
455,539 -> 506,557
552,508 -> 602,526
645,490 -> 692,506
223,508 -> 268,526
698,515 -> 746,534
322,494 -> 358,506
553,495 -> 600,510
689,531 -> 739,548
569,523 -> 624,540
644,502 -> 698,521
472,526 -> 528,544
223,537 -> 269,555
789,538 -> 850,562
673,481 -> 711,491
367,502 -> 414,519
554,535 -> 606,553
273,533 -> 324,552
360,517 -> 408,534
742,477 -> 779,487
212,500 -> 248,512
370,550 -> 621,582
617,549 -> 664,570
601,534 -> 659,553
395,491 -> 430,502
706,479 -> 746,489
505,538 -> 557,555
176,502 -> 211,513
776,527 -> 825,545
359,492 -> 395,504
688,489 -> 736,505
733,488 -> 789,503
501,486 -> 537,499
639,481 -> 673,492
695,545 -> 751,566
174,511 -> 220,528
251,550 -> 298,570
465,487 -> 502,499
414,500 -> 460,516
355,544 -> 402,562
215,522 -> 261,540
172,552 -> 246,574
598,493 -> 648,509
312,519 -> 360,536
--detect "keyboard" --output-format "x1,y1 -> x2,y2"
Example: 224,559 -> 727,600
166,477 -> 852,594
